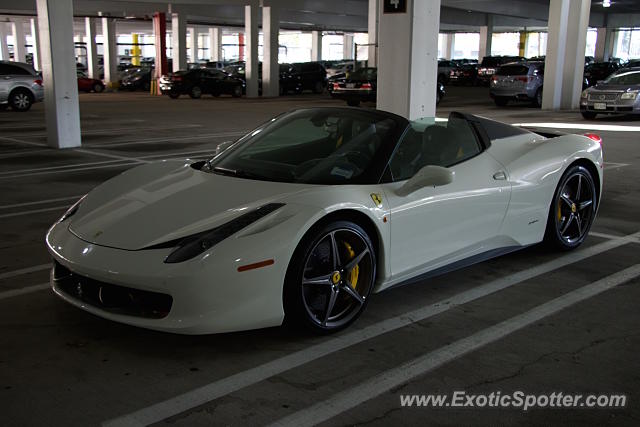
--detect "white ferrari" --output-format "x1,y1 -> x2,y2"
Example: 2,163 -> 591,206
46,108 -> 603,334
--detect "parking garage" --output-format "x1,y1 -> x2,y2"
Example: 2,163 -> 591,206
1,1 -> 640,426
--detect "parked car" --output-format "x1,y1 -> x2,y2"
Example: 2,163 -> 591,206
477,56 -> 526,85
583,61 -> 620,88
326,61 -> 354,77
119,67 -> 152,91
290,62 -> 327,93
159,68 -> 244,98
622,58 -> 640,69
331,67 -> 445,107
279,63 -> 303,94
449,63 -> 479,86
0,60 -> 44,111
437,60 -> 455,84
580,67 -> 640,120
490,61 -> 545,107
77,70 -> 105,93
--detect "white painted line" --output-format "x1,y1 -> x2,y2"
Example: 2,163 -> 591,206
0,205 -> 69,219
0,136 -> 47,147
603,162 -> 630,170
0,264 -> 51,280
270,263 -> 640,427
0,196 -> 82,210
138,148 -> 220,159
102,231 -> 640,427
0,283 -> 50,301
1,124 -> 203,139
73,148 -> 149,164
89,131 -> 245,148
589,231 -> 624,240
0,148 -> 53,159
0,162 -> 138,180
514,122 -> 640,132
0,158 -> 130,176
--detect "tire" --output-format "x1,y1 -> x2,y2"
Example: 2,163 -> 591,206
544,165 -> 597,251
283,220 -> 376,334
581,111 -> 597,120
533,87 -> 543,108
313,81 -> 324,94
436,90 -> 442,105
9,89 -> 33,112
189,86 -> 202,99
346,99 -> 360,107
231,84 -> 242,98
279,85 -> 285,96
168,92 -> 180,99
93,83 -> 105,93
494,97 -> 508,107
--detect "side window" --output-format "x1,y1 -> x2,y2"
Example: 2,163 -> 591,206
388,118 -> 482,182
0,64 -> 30,75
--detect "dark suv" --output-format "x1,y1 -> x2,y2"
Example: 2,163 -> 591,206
290,62 -> 327,94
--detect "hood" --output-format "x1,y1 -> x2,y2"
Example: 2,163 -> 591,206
591,83 -> 639,92
68,160 -> 312,250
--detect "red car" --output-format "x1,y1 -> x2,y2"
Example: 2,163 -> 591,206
77,71 -> 105,93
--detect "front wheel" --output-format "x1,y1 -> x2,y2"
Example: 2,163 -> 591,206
544,165 -> 597,250
283,221 -> 376,333
189,86 -> 202,99
533,87 -> 543,108
313,81 -> 324,94
231,84 -> 242,98
93,83 -> 105,93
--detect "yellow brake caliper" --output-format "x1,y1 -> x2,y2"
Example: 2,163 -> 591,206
557,200 -> 563,222
343,242 -> 359,290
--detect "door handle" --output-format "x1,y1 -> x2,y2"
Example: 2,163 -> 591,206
493,171 -> 507,180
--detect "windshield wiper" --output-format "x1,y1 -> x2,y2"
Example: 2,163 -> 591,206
212,166 -> 265,180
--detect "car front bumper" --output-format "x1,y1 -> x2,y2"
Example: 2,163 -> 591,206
580,98 -> 640,114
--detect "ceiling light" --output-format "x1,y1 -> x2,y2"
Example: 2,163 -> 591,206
603,0 -> 611,7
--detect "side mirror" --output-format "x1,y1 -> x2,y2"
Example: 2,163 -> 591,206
396,165 -> 454,197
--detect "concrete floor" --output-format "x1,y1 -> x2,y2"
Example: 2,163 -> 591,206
0,87 -> 639,427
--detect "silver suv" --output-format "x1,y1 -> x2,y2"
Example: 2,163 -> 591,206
490,61 -> 545,107
0,61 -> 44,112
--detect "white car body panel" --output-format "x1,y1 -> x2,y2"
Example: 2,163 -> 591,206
46,112 -> 603,334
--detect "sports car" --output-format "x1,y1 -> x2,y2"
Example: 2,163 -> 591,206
46,108 -> 603,334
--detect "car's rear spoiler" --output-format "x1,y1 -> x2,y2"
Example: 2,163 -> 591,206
516,126 -> 568,139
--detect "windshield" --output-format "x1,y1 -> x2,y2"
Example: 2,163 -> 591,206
604,70 -> 640,85
348,68 -> 377,81
207,109 -> 399,184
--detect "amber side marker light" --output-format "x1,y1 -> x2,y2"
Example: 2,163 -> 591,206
237,259 -> 275,272
584,133 -> 602,145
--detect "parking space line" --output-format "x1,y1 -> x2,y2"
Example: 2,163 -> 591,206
603,162 -> 630,170
0,162 -> 139,180
102,231 -> 640,427
0,283 -> 50,301
589,231 -> 624,240
0,148 -> 53,159
1,124 -> 204,139
0,264 -> 51,280
0,158 -> 133,176
0,136 -> 47,147
270,264 -> 640,427
73,148 -> 149,164
0,196 -> 82,210
89,131 -> 245,148
0,205 -> 70,219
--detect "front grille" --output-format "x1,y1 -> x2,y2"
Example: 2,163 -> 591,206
588,92 -> 619,101
53,262 -> 172,319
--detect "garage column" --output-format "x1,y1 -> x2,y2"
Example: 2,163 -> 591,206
542,0 -> 591,111
85,18 -> 98,79
208,27 -> 222,61
594,27 -> 607,61
171,13 -> 187,71
0,24 -> 8,60
368,0 -> 378,66
35,0 -> 81,148
343,33 -> 354,60
478,14 -> 493,60
443,33 -> 454,59
30,18 -> 41,70
262,6 -> 279,97
102,17 -> 118,88
377,0 -> 441,119
11,20 -> 26,62
244,4 -> 259,98
311,30 -> 322,62
188,26 -> 198,62
153,12 -> 168,80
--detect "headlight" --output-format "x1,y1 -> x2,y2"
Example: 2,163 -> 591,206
163,203 -> 285,263
581,89 -> 589,98
59,195 -> 86,222
620,91 -> 639,100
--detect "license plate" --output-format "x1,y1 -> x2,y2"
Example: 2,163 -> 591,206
346,83 -> 355,88
594,102 -> 607,110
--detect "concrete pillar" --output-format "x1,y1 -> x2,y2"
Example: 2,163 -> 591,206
368,0 -> 378,66
518,31 -> 527,57
377,0 -> 441,119
343,33 -> 354,60
102,17 -> 118,87
594,27 -> 607,61
30,18 -> 41,70
188,26 -> 198,61
244,5 -> 259,98
208,27 -> 222,61
153,12 -> 168,79
84,18 -> 98,79
262,6 -> 279,97
603,28 -> 615,61
0,24 -> 8,60
11,20 -> 26,62
542,0 -> 591,111
171,13 -> 187,71
35,0 -> 81,148
479,15 -> 493,60
311,30 -> 322,62
443,33 -> 454,59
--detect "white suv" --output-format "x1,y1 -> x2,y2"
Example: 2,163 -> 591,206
0,61 -> 44,112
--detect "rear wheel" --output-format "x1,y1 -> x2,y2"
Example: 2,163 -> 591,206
544,165 -> 597,250
313,81 -> 324,94
189,86 -> 202,99
581,111 -> 597,120
93,83 -> 105,93
9,89 -> 33,112
533,87 -> 543,107
283,221 -> 376,333
231,84 -> 242,98
494,97 -> 508,107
